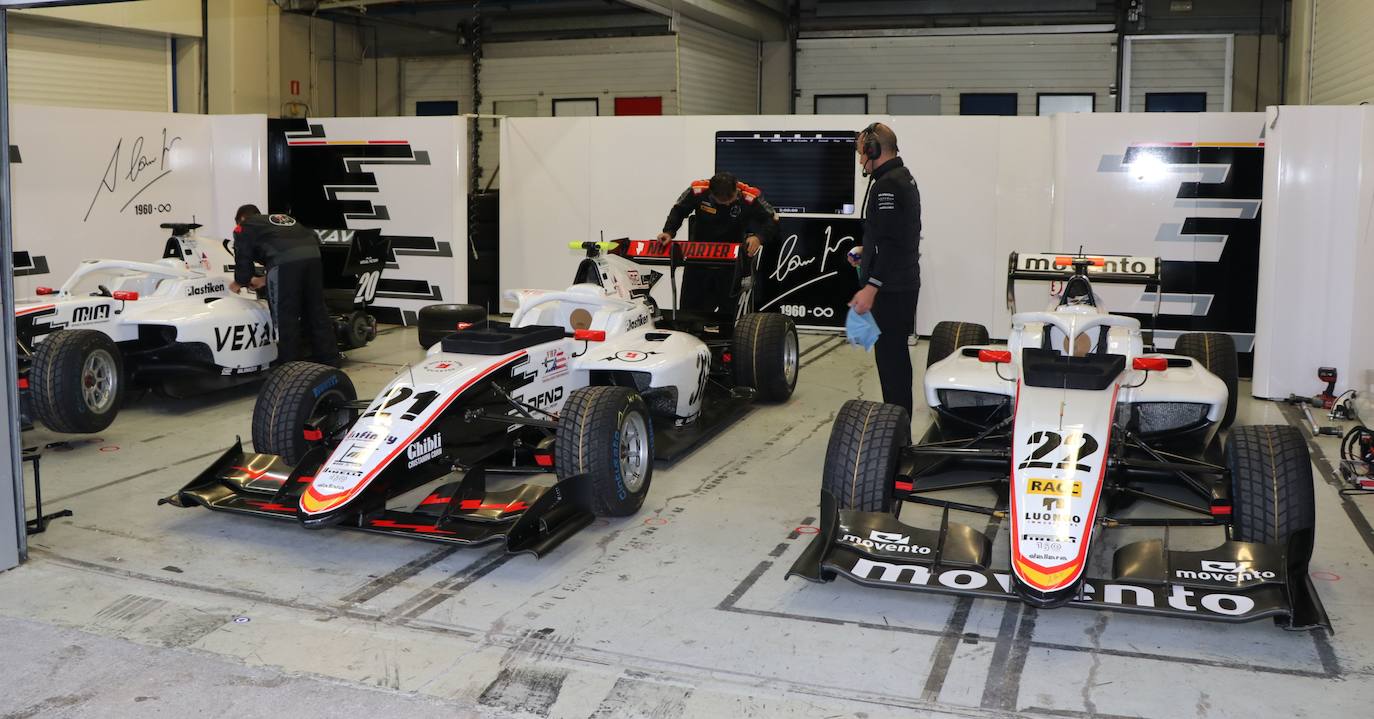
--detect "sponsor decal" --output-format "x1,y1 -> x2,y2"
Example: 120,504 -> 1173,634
699,203 -> 717,214
1027,478 -> 1082,498
542,349 -> 569,377
840,529 -> 933,555
187,282 -> 226,296
1175,560 -> 1276,583
519,386 -> 565,411
845,556 -> 1260,617
70,304 -> 111,325
214,322 -> 273,352
626,269 -> 641,285
626,314 -> 649,330
406,433 -> 444,469
1021,533 -> 1077,544
425,358 -> 460,373
268,214 -> 297,227
348,430 -> 381,442
311,375 -> 339,398
334,444 -> 369,467
608,349 -> 658,363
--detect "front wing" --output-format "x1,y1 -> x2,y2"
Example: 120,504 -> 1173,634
787,491 -> 1330,630
160,440 -> 595,557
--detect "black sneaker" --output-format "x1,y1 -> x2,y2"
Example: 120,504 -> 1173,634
314,353 -> 346,368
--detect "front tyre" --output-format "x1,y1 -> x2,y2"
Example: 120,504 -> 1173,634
252,361 -> 357,464
732,312 -> 799,402
29,329 -> 125,434
556,386 -> 653,517
821,399 -> 910,513
1227,425 -> 1316,564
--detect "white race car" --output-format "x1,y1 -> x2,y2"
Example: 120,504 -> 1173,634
16,223 -> 385,433
164,240 -> 799,554
790,252 -> 1327,630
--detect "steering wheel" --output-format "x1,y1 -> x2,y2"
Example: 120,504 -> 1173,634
91,284 -> 112,297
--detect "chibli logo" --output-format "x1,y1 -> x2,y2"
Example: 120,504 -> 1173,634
406,433 -> 444,469
1027,478 -> 1081,498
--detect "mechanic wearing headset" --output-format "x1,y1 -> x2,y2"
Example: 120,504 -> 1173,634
847,122 -> 922,416
229,205 -> 341,367
656,172 -> 777,315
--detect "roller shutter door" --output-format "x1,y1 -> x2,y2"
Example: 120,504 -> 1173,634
7,15 -> 169,112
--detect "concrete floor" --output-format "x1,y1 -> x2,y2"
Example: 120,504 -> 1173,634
3,326 -> 1374,718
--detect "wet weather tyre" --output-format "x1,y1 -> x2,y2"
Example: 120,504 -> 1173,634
927,321 -> 990,368
732,312 -> 799,402
29,329 -> 124,434
339,310 -> 376,350
417,303 -> 486,349
1227,425 -> 1316,564
1174,332 -> 1239,429
556,386 -> 653,517
822,399 -> 910,513
252,361 -> 356,465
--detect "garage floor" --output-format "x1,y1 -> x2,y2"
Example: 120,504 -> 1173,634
3,327 -> 1374,718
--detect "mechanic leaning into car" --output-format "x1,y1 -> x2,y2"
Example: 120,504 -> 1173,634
229,205 -> 342,367
657,172 -> 778,315
847,122 -> 922,416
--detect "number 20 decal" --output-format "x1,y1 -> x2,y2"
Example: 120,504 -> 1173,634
355,271 -> 381,304
1018,430 -> 1099,472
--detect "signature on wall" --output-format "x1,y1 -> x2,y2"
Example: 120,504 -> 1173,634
83,128 -> 182,222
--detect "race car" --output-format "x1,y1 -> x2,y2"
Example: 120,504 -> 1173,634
161,240 -> 798,555
15,222 -> 388,434
788,252 -> 1328,630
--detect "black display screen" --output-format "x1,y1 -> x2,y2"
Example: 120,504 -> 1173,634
714,131 -> 856,215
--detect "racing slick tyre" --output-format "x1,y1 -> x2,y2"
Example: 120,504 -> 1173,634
29,329 -> 125,434
417,303 -> 486,349
338,310 -> 376,350
822,399 -> 911,513
1174,332 -> 1239,429
732,312 -> 799,402
1227,425 -> 1316,564
252,361 -> 357,465
556,386 -> 653,517
926,321 -> 990,369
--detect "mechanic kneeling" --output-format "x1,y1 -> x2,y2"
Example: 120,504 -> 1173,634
657,172 -> 777,316
230,205 -> 341,367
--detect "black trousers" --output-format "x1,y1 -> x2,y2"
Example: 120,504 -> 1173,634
267,260 -> 337,365
679,264 -> 737,317
870,288 -> 919,416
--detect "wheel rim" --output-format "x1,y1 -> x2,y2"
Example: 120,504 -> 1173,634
81,349 -> 118,414
782,330 -> 799,387
308,390 -> 355,441
618,410 -> 650,494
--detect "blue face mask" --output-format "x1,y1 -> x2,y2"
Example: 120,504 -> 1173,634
845,307 -> 881,351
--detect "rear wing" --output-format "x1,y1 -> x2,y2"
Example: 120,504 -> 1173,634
616,239 -> 743,266
1006,251 -> 1163,347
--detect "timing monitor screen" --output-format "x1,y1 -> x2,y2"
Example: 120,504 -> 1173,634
714,131 -> 856,215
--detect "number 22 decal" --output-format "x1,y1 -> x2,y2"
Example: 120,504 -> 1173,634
1018,430 -> 1099,472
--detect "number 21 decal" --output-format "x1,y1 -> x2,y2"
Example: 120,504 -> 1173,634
1018,430 -> 1099,472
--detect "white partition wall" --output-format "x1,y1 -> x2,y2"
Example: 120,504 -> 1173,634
8,106 -> 266,297
1253,105 -> 1374,399
501,112 -> 1268,345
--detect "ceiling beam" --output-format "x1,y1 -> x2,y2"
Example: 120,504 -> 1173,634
618,0 -> 786,40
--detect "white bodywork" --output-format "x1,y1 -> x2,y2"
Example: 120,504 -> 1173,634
303,273 -> 710,518
15,233 -> 276,373
924,269 -> 1228,596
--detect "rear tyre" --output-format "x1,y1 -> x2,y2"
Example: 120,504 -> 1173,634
927,321 -> 990,368
555,386 -> 653,517
417,303 -> 486,349
731,312 -> 799,402
1227,425 -> 1316,564
252,361 -> 356,464
821,399 -> 910,513
339,310 -> 376,350
1174,332 -> 1239,428
29,329 -> 125,434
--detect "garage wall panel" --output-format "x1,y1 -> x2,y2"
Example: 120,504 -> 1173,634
678,18 -> 758,115
7,16 -> 169,112
797,33 -> 1116,116
1126,36 -> 1230,112
1309,0 -> 1374,105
